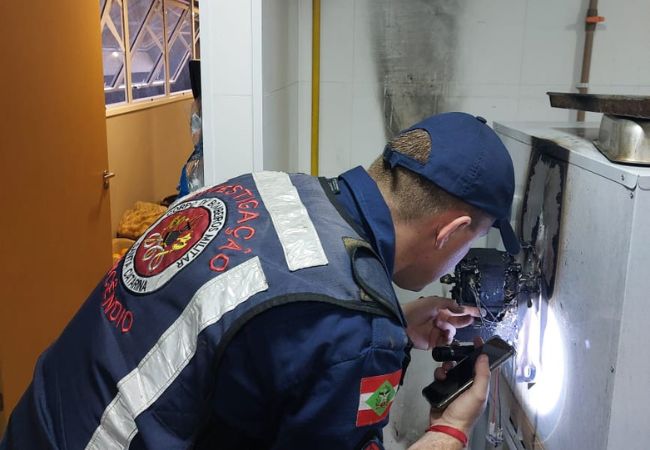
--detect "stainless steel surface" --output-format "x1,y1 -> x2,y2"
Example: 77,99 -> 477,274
490,122 -> 650,450
547,92 -> 650,119
594,114 -> 650,165
493,122 -> 650,189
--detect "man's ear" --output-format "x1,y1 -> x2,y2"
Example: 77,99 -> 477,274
434,215 -> 472,249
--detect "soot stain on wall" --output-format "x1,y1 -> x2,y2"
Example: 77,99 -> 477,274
369,0 -> 463,137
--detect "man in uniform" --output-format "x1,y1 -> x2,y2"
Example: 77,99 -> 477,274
1,112 -> 518,449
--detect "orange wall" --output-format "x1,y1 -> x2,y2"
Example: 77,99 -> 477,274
0,0 -> 112,427
106,99 -> 194,234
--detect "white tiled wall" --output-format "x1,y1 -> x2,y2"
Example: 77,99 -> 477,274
202,0 -> 306,181
261,0 -> 313,174
262,0 -> 295,172
203,0 -> 650,181
201,0 -> 261,185
314,0 -> 650,177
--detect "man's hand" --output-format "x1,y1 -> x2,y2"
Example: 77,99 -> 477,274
408,351 -> 490,450
403,296 -> 481,350
429,338 -> 491,434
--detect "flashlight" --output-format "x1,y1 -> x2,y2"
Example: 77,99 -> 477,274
431,344 -> 476,362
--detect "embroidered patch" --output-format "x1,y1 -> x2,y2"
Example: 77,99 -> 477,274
122,197 -> 226,294
356,369 -> 402,427
101,258 -> 134,333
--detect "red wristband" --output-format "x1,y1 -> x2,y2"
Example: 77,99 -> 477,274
426,424 -> 468,447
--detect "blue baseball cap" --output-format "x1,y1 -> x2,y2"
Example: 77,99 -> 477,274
382,112 -> 520,254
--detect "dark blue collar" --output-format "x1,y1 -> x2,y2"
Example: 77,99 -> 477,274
335,166 -> 396,277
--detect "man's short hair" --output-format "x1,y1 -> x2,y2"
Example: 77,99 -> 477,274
368,129 -> 487,225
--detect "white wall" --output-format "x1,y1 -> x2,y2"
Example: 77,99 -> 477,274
262,0 -> 294,172
261,0 -> 313,173
317,0 -> 387,177
202,0 -> 312,181
201,0 -> 263,185
202,0 -> 650,180
316,0 -> 650,179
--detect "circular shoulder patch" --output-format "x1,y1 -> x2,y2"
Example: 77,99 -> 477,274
122,197 -> 226,294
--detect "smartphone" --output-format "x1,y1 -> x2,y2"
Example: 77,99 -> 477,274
422,336 -> 515,409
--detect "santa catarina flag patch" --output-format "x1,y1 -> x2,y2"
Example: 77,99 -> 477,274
356,369 -> 402,427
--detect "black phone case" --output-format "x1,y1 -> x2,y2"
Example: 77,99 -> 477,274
422,336 -> 515,409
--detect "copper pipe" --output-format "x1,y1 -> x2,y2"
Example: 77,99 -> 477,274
577,0 -> 601,122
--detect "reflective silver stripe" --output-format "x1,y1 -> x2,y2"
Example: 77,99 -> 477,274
85,257 -> 268,449
252,171 -> 328,271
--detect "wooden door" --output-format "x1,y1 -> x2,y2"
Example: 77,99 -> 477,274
0,0 -> 112,431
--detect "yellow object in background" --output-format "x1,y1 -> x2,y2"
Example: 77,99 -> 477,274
112,238 -> 135,264
117,201 -> 167,240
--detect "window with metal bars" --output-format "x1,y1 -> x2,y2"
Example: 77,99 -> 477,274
99,0 -> 200,107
